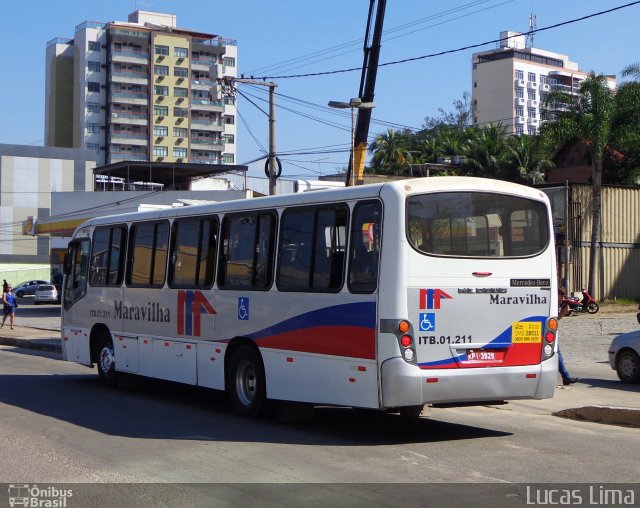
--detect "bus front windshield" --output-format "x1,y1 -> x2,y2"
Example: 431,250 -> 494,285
407,192 -> 549,258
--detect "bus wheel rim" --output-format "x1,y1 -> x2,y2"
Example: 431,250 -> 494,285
235,359 -> 256,407
99,346 -> 115,374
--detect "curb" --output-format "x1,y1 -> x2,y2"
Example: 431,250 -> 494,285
0,336 -> 62,353
554,406 -> 640,428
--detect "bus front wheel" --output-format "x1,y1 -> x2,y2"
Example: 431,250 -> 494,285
96,333 -> 119,387
227,345 -> 266,417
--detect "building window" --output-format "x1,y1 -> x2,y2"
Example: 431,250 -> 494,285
88,61 -> 101,72
86,143 -> 100,153
223,57 -> 236,67
515,106 -> 524,117
155,45 -> 169,56
174,67 -> 188,78
515,125 -> 524,136
154,85 -> 168,96
87,82 -> 101,92
540,92 -> 547,103
86,123 -> 101,134
88,41 -> 101,51
87,102 -> 101,113
528,72 -> 536,82
528,90 -> 536,100
224,134 -> 235,144
223,153 -> 234,163
154,65 -> 169,76
174,108 -> 189,118
528,127 -> 537,135
224,115 -> 235,125
174,87 -> 188,97
154,105 -> 168,116
173,127 -> 187,137
174,47 -> 188,58
540,75 -> 549,85
154,125 -> 168,136
528,108 -> 537,118
154,146 -> 168,157
223,96 -> 234,105
515,69 -> 524,80
516,88 -> 524,98
173,147 -> 187,158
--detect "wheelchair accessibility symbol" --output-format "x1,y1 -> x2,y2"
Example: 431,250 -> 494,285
419,312 -> 435,331
238,297 -> 249,320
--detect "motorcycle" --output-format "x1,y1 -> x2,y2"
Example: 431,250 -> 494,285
560,288 -> 599,315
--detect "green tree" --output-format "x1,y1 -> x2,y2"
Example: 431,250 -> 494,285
541,73 -> 616,295
621,62 -> 640,80
505,135 -> 555,184
462,123 -> 510,178
369,128 -> 413,175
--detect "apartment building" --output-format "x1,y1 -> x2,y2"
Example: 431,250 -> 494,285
45,10 -> 238,167
471,31 -> 616,135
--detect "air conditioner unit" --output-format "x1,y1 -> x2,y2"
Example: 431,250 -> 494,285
515,98 -> 526,106
514,79 -> 525,88
528,100 -> 539,108
527,82 -> 538,89
541,83 -> 550,92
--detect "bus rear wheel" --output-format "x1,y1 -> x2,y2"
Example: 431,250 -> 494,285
227,345 -> 266,417
96,333 -> 119,387
399,405 -> 424,418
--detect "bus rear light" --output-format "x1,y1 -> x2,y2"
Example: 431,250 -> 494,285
544,344 -> 553,356
548,318 -> 558,331
526,373 -> 537,379
349,377 -> 356,383
545,332 -> 555,343
400,335 -> 412,347
358,366 -> 366,372
398,320 -> 410,333
403,348 -> 415,361
286,357 -> 293,363
426,378 -> 438,383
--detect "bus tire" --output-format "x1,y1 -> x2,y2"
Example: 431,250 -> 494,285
227,345 -> 266,417
96,332 -> 119,387
399,405 -> 424,418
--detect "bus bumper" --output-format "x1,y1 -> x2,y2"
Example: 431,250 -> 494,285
380,355 -> 558,408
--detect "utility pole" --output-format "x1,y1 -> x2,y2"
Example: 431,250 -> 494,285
220,77 -> 278,195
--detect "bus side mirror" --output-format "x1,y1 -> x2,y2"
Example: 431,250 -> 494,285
63,253 -> 71,275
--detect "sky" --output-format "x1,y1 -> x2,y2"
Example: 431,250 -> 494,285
1,0 -> 639,180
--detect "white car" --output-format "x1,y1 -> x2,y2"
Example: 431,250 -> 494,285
608,305 -> 640,383
34,284 -> 59,304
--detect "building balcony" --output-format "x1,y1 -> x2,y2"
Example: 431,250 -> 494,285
191,137 -> 224,149
110,90 -> 149,105
190,99 -> 225,112
110,28 -> 151,43
191,78 -> 216,90
111,111 -> 148,125
515,97 -> 526,106
111,69 -> 149,85
190,156 -> 223,164
527,99 -> 538,108
110,132 -> 148,145
527,81 -> 538,89
111,47 -> 150,65
190,119 -> 224,131
527,117 -> 539,125
109,151 -> 149,162
514,78 -> 525,88
191,58 -> 217,71
515,116 -> 525,124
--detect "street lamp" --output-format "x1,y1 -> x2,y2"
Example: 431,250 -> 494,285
328,98 -> 375,186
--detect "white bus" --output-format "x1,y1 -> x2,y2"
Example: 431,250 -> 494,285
62,177 -> 560,417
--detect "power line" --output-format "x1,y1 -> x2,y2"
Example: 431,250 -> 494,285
254,2 -> 640,80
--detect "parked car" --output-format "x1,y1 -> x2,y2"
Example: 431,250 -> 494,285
13,280 -> 49,298
608,305 -> 640,384
34,284 -> 59,304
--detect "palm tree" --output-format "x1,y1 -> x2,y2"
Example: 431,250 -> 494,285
505,134 -> 555,184
462,123 -> 510,178
621,62 -> 640,80
369,129 -> 412,175
541,73 -> 616,295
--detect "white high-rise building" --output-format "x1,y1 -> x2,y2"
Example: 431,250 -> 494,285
45,10 -> 238,167
471,31 -> 615,135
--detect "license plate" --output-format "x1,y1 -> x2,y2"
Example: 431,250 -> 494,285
465,349 -> 505,362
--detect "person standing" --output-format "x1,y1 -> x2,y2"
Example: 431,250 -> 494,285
557,287 -> 578,385
2,284 -> 17,329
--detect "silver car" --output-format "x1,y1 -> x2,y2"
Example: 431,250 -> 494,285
608,305 -> 640,383
13,280 -> 49,298
34,284 -> 59,304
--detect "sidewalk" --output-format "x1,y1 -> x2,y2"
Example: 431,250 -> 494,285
1,320 -> 639,427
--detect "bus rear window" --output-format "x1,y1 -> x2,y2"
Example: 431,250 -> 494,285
407,192 -> 549,258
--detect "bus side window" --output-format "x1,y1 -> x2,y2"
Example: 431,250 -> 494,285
348,200 -> 382,294
64,238 -> 91,309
